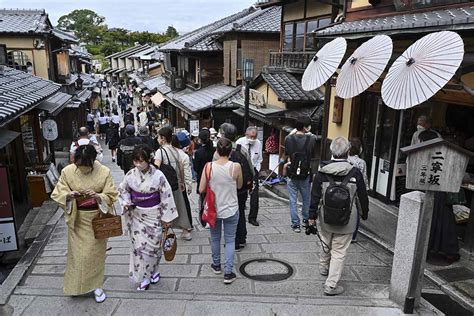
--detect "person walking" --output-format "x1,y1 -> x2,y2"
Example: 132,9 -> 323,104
154,127 -> 193,240
199,137 -> 243,284
308,137 -> 369,296
111,110 -> 121,128
236,126 -> 263,226
172,132 -> 193,227
284,117 -> 317,233
138,126 -> 157,150
86,109 -> 95,133
117,125 -> 143,174
347,138 -> 369,242
118,145 -> 177,291
193,129 -> 215,227
97,111 -> 108,140
218,123 -> 254,251
51,144 -> 118,303
70,127 -> 103,163
106,122 -> 120,163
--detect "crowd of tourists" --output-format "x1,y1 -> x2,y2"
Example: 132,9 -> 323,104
51,80 -> 373,303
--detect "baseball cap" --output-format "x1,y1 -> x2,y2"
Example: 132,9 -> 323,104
176,131 -> 190,148
191,130 -> 199,137
209,127 -> 217,135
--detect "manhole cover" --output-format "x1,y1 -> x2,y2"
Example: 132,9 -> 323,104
239,258 -> 294,282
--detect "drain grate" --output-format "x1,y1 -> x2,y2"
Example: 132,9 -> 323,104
239,258 -> 294,282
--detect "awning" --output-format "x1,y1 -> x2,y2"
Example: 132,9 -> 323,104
66,101 -> 81,109
0,129 -> 20,149
233,108 -> 280,127
79,58 -> 92,65
36,92 -> 72,116
102,68 -> 112,74
74,89 -> 92,103
151,92 -> 165,106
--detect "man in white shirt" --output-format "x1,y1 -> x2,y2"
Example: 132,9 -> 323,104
70,126 -> 103,163
236,126 -> 263,226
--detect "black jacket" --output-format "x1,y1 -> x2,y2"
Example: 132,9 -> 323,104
193,144 -> 215,189
117,136 -> 143,172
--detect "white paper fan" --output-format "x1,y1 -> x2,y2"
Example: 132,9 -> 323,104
336,35 -> 393,99
382,31 -> 464,109
302,37 -> 347,91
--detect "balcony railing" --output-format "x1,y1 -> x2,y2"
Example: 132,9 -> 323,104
269,51 -> 316,73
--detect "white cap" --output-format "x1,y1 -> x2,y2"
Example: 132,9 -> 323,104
191,130 -> 199,137
209,127 -> 217,135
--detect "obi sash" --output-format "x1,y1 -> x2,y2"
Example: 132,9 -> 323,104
130,190 -> 161,208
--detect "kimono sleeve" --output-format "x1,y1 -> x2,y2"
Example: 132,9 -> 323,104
159,173 -> 179,223
51,169 -> 73,214
98,170 -> 119,214
118,173 -> 132,210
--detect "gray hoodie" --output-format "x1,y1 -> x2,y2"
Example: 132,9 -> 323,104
309,160 -> 369,234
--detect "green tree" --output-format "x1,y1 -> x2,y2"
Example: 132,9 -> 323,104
166,26 -> 178,38
57,9 -> 106,43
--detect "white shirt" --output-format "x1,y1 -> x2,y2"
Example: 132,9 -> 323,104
86,113 -> 94,122
70,137 -> 103,162
236,136 -> 263,172
138,112 -> 148,127
111,115 -> 120,125
98,116 -> 108,125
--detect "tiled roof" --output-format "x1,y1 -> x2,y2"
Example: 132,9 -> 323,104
212,6 -> 281,34
159,8 -> 256,52
142,75 -> 165,92
0,9 -> 50,34
317,6 -> 474,38
131,46 -> 159,58
260,70 -> 324,102
0,66 -> 60,126
52,28 -> 78,43
74,88 -> 92,103
213,86 -> 243,108
171,84 -> 237,113
36,91 -> 72,116
105,44 -> 150,59
69,45 -> 92,59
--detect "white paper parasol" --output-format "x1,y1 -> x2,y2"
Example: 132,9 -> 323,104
382,31 -> 464,110
336,35 -> 393,99
302,37 -> 347,91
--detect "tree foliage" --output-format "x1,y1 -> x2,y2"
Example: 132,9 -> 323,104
58,9 -> 180,59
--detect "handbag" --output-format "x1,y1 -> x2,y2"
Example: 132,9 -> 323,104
92,204 -> 123,239
201,162 -> 217,228
162,227 -> 177,261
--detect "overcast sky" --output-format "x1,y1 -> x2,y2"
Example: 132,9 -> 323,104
5,0 -> 258,33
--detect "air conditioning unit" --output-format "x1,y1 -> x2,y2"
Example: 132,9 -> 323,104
175,77 -> 185,90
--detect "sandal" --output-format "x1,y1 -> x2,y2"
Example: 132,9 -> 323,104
137,279 -> 150,291
151,272 -> 160,284
94,289 -> 107,303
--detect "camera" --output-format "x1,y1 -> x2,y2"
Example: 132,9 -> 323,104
305,224 -> 318,235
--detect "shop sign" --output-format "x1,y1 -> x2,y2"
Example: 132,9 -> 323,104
0,167 -> 13,219
242,87 -> 265,107
42,119 -> 58,141
0,222 -> 18,252
189,120 -> 199,134
401,139 -> 473,193
0,166 -> 19,252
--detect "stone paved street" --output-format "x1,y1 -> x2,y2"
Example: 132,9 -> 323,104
5,147 -> 439,315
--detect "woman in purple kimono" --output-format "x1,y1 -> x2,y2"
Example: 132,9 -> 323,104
118,145 -> 178,291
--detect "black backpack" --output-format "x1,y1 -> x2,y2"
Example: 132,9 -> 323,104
230,144 -> 253,192
159,148 -> 179,191
121,144 -> 139,172
323,168 -> 356,226
287,135 -> 312,179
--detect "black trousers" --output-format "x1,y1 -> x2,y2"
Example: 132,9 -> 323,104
199,193 -> 206,227
236,191 -> 248,245
248,169 -> 259,221
182,191 -> 193,228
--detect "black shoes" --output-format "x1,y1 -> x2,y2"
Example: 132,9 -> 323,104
224,272 -> 237,284
248,219 -> 260,226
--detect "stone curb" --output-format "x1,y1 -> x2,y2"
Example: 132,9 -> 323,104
0,206 -> 63,306
261,186 -> 446,314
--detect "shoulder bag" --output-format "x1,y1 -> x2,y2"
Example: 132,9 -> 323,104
201,162 -> 217,228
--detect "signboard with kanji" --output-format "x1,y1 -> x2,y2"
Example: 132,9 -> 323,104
401,138 -> 473,193
0,166 -> 19,252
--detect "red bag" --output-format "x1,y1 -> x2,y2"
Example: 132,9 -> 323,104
265,132 -> 279,154
201,163 -> 217,228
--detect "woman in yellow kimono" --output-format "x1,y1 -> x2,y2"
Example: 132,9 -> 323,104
51,144 -> 118,303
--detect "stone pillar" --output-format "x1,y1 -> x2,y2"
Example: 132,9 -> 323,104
389,190 -> 433,310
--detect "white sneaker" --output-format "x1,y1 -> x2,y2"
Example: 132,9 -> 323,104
181,231 -> 192,241
94,288 -> 106,303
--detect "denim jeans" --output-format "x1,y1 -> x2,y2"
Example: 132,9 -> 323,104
287,177 -> 311,226
210,211 -> 239,274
